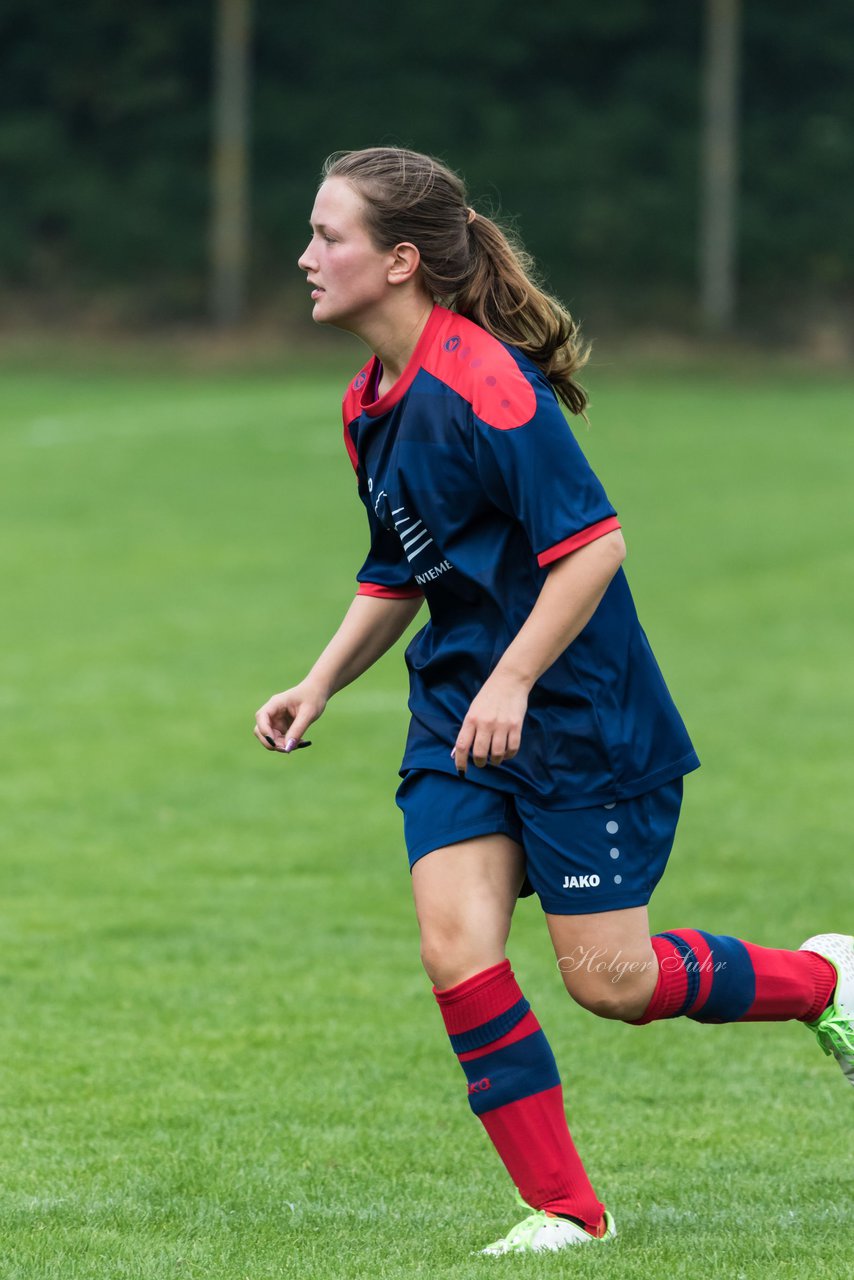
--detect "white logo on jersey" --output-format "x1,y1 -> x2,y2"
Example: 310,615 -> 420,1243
562,874 -> 601,889
368,482 -> 436,566
373,488 -> 388,518
391,504 -> 434,563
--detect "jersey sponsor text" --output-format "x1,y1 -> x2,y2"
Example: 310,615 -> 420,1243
415,559 -> 453,585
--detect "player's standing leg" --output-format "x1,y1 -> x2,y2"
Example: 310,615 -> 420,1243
413,834 -> 615,1254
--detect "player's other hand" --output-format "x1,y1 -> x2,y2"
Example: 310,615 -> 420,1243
254,682 -> 327,754
452,673 -> 529,774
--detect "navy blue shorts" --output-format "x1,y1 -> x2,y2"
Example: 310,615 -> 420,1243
395,770 -> 683,915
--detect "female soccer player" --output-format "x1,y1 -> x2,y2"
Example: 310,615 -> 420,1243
255,147 -> 854,1255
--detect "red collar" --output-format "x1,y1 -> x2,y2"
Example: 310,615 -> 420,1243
361,304 -> 447,418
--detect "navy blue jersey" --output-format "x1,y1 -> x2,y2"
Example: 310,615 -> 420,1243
342,304 -> 699,807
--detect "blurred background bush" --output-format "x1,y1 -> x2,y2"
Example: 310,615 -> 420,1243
1,0 -> 851,347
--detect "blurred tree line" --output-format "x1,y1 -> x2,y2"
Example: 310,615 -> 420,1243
1,0 -> 851,332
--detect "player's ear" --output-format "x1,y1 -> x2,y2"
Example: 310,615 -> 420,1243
387,242 -> 421,286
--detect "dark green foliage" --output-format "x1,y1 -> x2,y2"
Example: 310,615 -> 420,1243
1,0 -> 851,324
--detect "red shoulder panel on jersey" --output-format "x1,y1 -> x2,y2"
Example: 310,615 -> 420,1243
357,582 -> 424,600
342,358 -> 374,428
342,420 -> 359,473
341,358 -> 375,473
420,308 -> 538,431
537,516 -> 622,567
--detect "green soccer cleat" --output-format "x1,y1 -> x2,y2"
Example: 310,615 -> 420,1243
800,933 -> 854,1087
478,1192 -> 616,1256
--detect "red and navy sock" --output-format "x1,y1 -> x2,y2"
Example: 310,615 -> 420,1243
434,959 -> 606,1235
632,930 -> 836,1025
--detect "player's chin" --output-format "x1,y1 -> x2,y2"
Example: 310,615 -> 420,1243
311,300 -> 342,328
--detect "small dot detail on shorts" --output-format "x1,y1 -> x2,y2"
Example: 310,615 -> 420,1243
610,848 -> 620,859
613,875 -> 622,884
604,802 -> 616,810
606,820 -> 619,835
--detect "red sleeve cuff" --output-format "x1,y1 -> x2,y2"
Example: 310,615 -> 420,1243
357,582 -> 424,600
537,516 -> 622,568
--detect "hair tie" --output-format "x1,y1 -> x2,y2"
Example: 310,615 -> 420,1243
466,207 -> 477,225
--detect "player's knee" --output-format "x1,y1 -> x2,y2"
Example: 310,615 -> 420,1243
569,984 -> 637,1020
559,969 -> 646,1021
419,926 -> 500,991
419,934 -> 448,986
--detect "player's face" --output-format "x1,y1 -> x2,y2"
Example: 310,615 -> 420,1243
298,178 -> 394,329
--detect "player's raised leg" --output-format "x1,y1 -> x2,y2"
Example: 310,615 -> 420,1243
412,833 -> 614,1252
627,928 -> 837,1027
548,908 -> 850,1084
546,905 -> 660,1022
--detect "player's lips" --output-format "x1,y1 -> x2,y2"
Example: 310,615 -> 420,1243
307,279 -> 324,300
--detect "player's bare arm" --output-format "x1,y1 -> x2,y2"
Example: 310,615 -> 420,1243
453,530 -> 626,772
254,592 -> 422,752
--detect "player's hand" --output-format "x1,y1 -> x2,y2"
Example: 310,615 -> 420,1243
451,673 -> 529,774
254,681 -> 327,753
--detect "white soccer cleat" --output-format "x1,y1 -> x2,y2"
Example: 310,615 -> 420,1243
799,933 -> 854,1087
479,1203 -> 616,1255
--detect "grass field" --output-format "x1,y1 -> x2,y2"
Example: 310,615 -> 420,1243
1,348 -> 853,1278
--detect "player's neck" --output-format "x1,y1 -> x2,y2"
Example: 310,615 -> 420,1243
359,292 -> 435,397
